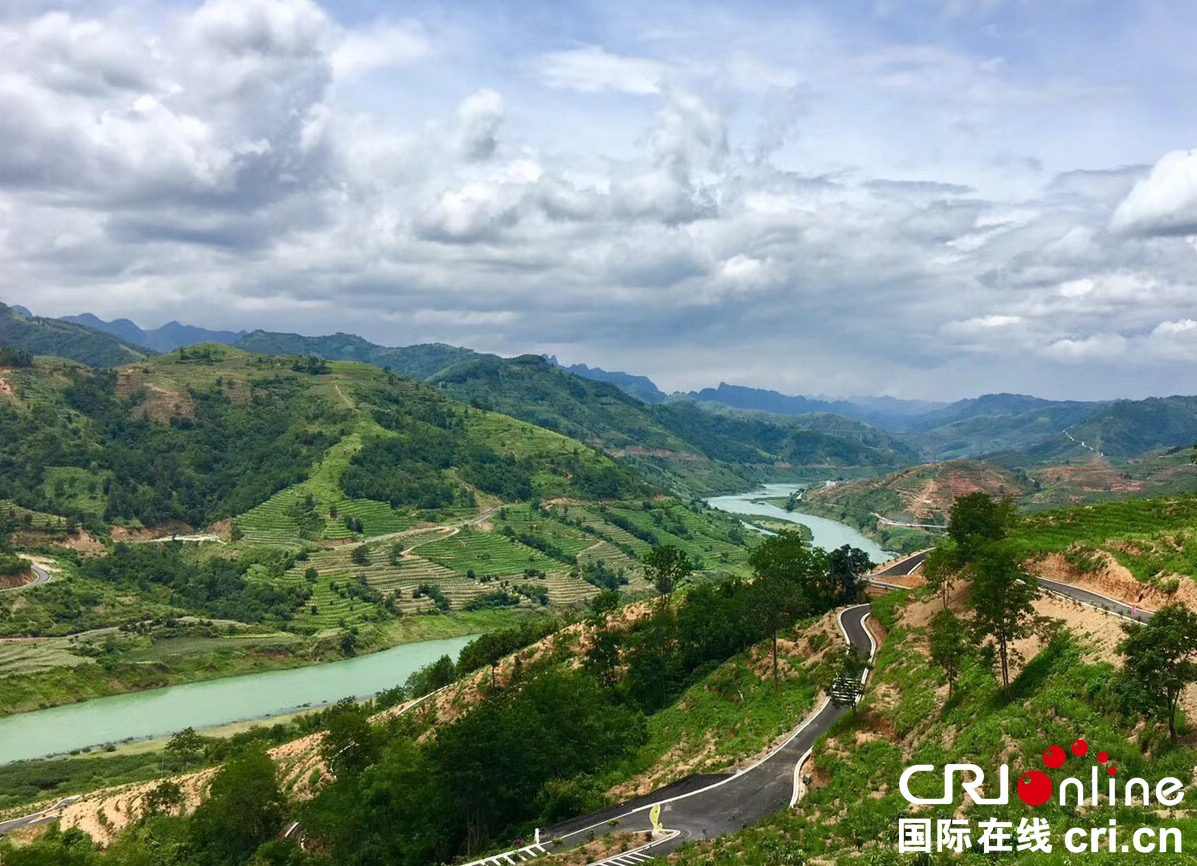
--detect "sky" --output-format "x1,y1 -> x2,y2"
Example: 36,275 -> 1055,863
4,0 -> 1197,401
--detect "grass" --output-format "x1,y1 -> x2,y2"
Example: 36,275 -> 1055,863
671,592 -> 1197,866
0,641 -> 92,677
1010,494 -> 1197,585
0,752 -> 175,816
601,648 -> 817,793
414,528 -> 561,578
41,467 -> 109,517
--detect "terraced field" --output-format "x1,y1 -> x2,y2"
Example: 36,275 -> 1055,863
1010,494 -> 1197,583
0,642 -> 91,677
566,507 -> 647,553
1013,495 -> 1197,552
0,500 -> 67,531
322,499 -> 413,540
492,506 -> 598,558
413,528 -> 561,578
235,488 -> 313,547
566,503 -> 751,573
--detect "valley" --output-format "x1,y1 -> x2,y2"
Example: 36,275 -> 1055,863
4,306 -> 1197,866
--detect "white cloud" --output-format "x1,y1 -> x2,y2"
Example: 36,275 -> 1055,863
450,89 -> 505,161
6,0 -> 1197,400
1111,148 -> 1197,237
330,20 -> 432,81
532,46 -> 665,95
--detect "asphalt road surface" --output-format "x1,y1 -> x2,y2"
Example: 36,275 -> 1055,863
0,561 -> 50,592
531,605 -> 877,861
0,557 -> 1153,849
872,550 -> 929,578
0,798 -> 79,835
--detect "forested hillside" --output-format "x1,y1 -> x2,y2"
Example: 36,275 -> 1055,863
428,354 -> 915,486
0,304 -> 153,368
233,330 -> 479,382
0,347 -> 645,531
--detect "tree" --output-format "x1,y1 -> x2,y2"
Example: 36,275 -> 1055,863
749,531 -> 820,686
828,646 -> 869,709
141,780 -> 184,819
164,726 -> 207,767
826,545 -> 872,605
0,508 -> 12,553
948,493 -> 1016,562
928,610 -> 967,699
923,543 -> 961,609
1120,603 -> 1197,743
351,545 -> 370,566
642,545 -> 693,611
389,543 -> 404,565
189,748 -> 287,866
968,547 -> 1037,690
320,698 -> 380,778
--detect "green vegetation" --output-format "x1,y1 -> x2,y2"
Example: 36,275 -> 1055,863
416,529 -> 560,578
232,330 -> 478,381
0,552 -> 26,577
1011,494 -> 1197,585
0,531 -> 864,865
672,591 -> 1197,866
0,304 -> 153,368
1119,603 -> 1197,742
427,354 -> 914,495
82,543 -> 310,625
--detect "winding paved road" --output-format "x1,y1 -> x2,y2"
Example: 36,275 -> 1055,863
0,561 -> 50,592
0,553 -> 1154,850
460,556 -> 1152,866
0,798 -> 78,835
538,605 -> 876,861
872,550 -> 929,578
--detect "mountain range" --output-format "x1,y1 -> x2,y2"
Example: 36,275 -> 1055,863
6,301 -> 1197,472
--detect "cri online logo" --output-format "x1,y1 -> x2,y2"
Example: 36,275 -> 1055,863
899,740 -> 1186,808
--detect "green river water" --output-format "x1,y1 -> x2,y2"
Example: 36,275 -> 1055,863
0,483 -> 889,766
0,634 -> 476,764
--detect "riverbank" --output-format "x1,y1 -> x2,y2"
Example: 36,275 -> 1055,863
707,484 -> 894,562
0,607 -> 541,719
782,499 -> 930,555
0,630 -> 482,765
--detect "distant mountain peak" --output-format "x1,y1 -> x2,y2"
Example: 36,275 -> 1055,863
59,313 -> 246,352
547,357 -> 666,403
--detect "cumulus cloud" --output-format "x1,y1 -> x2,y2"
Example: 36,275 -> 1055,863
450,89 -> 505,161
1111,149 -> 1197,237
6,0 -> 1197,400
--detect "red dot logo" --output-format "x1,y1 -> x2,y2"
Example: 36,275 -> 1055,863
1097,751 -> 1108,762
1043,745 -> 1066,769
1107,766 -> 1117,776
1017,770 -> 1053,806
1071,739 -> 1088,757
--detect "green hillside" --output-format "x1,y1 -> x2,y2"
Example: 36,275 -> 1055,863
0,303 -> 154,368
0,347 -> 763,713
233,330 -> 478,381
0,346 -> 648,531
673,589 -> 1197,866
428,354 -> 915,489
219,333 -> 917,492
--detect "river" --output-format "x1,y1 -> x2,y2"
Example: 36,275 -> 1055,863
707,483 -> 894,562
0,634 -> 476,765
1,489 -> 884,766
